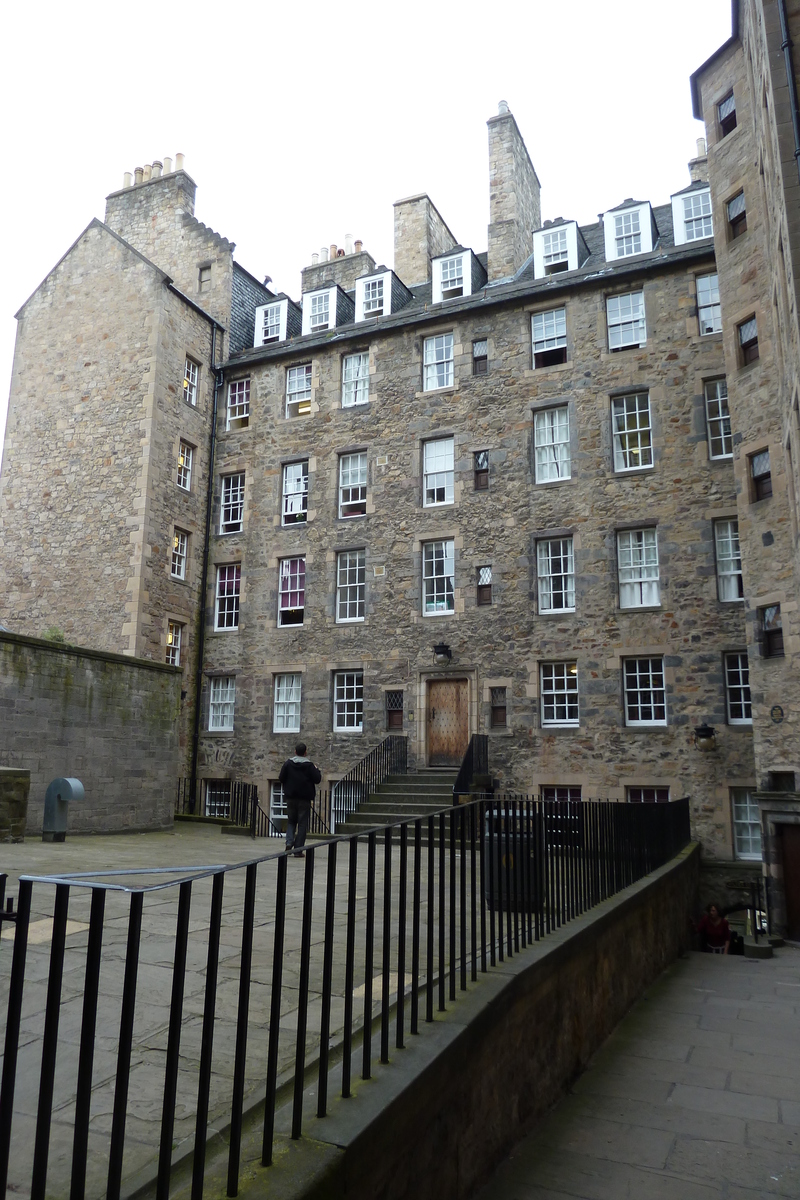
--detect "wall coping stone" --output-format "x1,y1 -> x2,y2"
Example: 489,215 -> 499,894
0,630 -> 179,674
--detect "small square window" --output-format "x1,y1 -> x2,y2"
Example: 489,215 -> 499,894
612,393 -> 653,471
477,565 -> 492,606
172,529 -> 188,580
342,352 -> 369,407
728,191 -> 747,239
607,291 -> 646,350
166,621 -> 183,667
183,359 -> 199,406
759,604 -> 783,657
208,677 -> 235,731
472,339 -> 488,375
334,670 -> 363,731
541,663 -> 579,726
282,461 -> 308,525
490,686 -> 507,728
738,317 -> 759,365
215,565 -> 240,630
718,92 -> 737,138
274,673 -> 301,733
423,438 -> 454,506
474,450 -> 489,490
750,449 -> 772,499
278,557 -> 305,627
725,652 -> 752,723
227,379 -> 250,430
697,273 -> 722,335
221,473 -> 245,534
177,441 -> 193,491
705,380 -> 732,458
532,308 -> 567,368
627,787 -> 670,803
339,452 -> 368,517
423,334 -> 454,391
286,364 -> 312,418
386,689 -> 403,730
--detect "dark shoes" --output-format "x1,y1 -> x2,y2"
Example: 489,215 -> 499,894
293,850 -> 305,858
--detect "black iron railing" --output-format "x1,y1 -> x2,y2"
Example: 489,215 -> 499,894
253,795 -> 331,839
331,735 -> 408,830
453,733 -> 489,800
0,796 -> 691,1200
175,778 -> 258,823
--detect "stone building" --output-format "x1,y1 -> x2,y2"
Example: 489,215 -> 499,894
692,0 -> 800,934
0,98 -> 776,865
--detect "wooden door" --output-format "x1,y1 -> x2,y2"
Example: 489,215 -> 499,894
779,823 -> 800,940
427,679 -> 469,767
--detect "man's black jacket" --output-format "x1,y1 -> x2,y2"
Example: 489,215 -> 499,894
278,756 -> 322,802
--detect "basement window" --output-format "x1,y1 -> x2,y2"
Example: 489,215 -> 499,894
627,787 -> 670,803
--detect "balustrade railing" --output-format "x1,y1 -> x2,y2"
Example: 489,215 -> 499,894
331,735 -> 408,830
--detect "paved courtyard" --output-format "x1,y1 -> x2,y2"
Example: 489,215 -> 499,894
474,948 -> 800,1199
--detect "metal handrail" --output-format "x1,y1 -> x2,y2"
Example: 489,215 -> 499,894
331,735 -> 408,830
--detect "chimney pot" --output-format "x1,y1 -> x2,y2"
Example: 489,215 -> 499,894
163,156 -> 173,174
123,171 -> 133,189
344,233 -> 353,255
696,136 -> 707,157
134,166 -> 144,185
498,99 -> 510,114
142,164 -> 152,182
320,246 -> 329,262
355,239 -> 363,253
330,243 -> 337,261
175,152 -> 185,172
152,161 -> 163,178
311,252 -> 319,265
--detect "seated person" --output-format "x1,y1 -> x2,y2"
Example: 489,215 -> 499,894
696,903 -> 731,954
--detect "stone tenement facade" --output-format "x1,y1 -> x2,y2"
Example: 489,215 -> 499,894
692,0 -> 800,933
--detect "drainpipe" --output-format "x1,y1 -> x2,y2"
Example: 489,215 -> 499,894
189,324 -> 222,813
778,0 -> 800,184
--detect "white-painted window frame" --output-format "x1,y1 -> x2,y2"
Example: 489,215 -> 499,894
302,287 -> 337,335
254,299 -> 287,346
166,621 -> 183,666
714,519 -> 743,601
432,252 -> 474,303
273,673 -> 302,733
423,437 -> 455,507
623,657 -> 667,727
534,406 -> 571,482
334,670 -> 364,731
209,676 -> 236,731
214,565 -> 240,630
342,352 -> 369,407
422,539 -> 455,615
537,538 -> 575,612
282,460 -> 308,526
603,203 -> 653,260
339,452 -> 368,518
612,393 -> 653,471
617,528 -> 660,608
336,549 -> 366,622
731,788 -> 761,859
607,291 -> 646,350
725,652 -> 752,725
286,364 -> 313,418
532,222 -> 580,278
183,358 -> 199,406
540,662 -> 579,727
278,556 -> 306,627
226,379 -> 250,430
171,529 -> 188,580
423,333 -> 454,390
705,379 -> 732,459
220,472 -> 245,534
697,273 -> 722,335
177,441 -> 193,491
355,271 -> 392,321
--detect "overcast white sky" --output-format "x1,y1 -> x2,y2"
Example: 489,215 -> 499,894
0,0 -> 731,452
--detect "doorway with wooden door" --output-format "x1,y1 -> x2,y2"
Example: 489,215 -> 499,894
427,678 -> 470,767
779,823 -> 800,940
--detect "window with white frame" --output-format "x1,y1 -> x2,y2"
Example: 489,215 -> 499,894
534,406 -> 571,482
270,781 -> 287,820
627,787 -> 670,803
423,540 -> 455,615
623,658 -> 666,726
705,379 -> 732,458
612,393 -> 653,471
423,333 -> 454,390
166,621 -> 183,667
683,191 -> 713,241
615,210 -> 641,256
273,673 -> 302,733
363,278 -> 384,316
310,292 -> 330,331
542,228 -> 569,273
205,780 -> 231,817
220,473 -> 245,534
177,440 -> 193,491
714,519 -> 743,601
339,452 -> 367,518
334,670 -> 363,731
282,461 -> 308,525
183,358 -> 198,406
537,538 -> 575,612
172,529 -> 188,580
440,255 -> 464,299
342,352 -> 369,407
209,676 -> 235,731
286,364 -> 312,418
697,273 -> 722,335
215,565 -> 240,630
731,788 -> 761,859
725,652 -> 752,724
532,308 -> 567,368
423,438 -> 454,506
607,292 -> 646,349
617,528 -> 660,607
337,550 -> 365,622
540,662 -> 579,726
278,557 -> 305,626
227,379 -> 250,430
260,303 -> 282,344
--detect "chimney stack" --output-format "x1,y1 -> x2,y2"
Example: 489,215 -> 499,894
393,194 -> 457,285
688,136 -> 709,184
486,102 -> 541,281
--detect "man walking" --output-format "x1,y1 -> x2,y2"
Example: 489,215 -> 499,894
278,742 -> 322,856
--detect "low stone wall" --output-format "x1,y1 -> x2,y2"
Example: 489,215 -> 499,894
0,767 -> 29,842
0,632 -> 180,835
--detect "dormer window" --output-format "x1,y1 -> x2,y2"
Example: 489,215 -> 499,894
355,271 -> 396,322
364,278 -> 384,316
311,292 -> 329,331
542,229 -> 568,274
432,251 -> 480,304
253,297 -> 299,348
671,188 -> 713,246
603,203 -> 654,261
302,286 -> 342,336
532,222 -> 584,279
261,303 -> 281,343
441,256 -> 463,298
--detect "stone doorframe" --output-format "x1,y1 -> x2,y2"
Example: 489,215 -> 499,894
414,669 -> 478,770
756,792 -> 800,938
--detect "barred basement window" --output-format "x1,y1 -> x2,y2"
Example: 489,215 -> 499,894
214,565 -> 240,630
183,358 -> 199,406
423,333 -> 454,390
386,690 -> 403,730
273,673 -> 301,733
286,364 -> 312,418
738,317 -> 759,365
683,191 -> 713,241
490,687 -> 507,728
607,291 -> 646,350
336,550 -> 365,622
617,528 -> 660,608
220,473 -> 245,533
282,461 -> 308,525
423,438 -> 454,506
477,565 -> 492,606
612,393 -> 652,471
205,779 -> 231,816
334,670 -> 363,731
541,786 -> 581,803
623,657 -> 666,726
342,352 -> 369,407
278,557 -> 305,626
537,539 -> 575,612
227,379 -> 250,430
714,519 -> 744,600
725,652 -> 752,724
171,529 -> 188,580
718,92 -> 737,138
473,450 -> 489,490
208,677 -> 235,732
615,209 -> 641,257
697,273 -> 722,335
165,621 -> 183,667
727,191 -> 747,239
759,604 -> 784,657
423,540 -> 455,615
731,788 -> 761,860
627,787 -> 670,803
540,663 -> 579,726
177,440 -> 193,491
532,308 -> 567,368
472,339 -> 488,375
339,452 -> 368,517
542,228 -> 569,274
750,449 -> 772,499
705,380 -> 732,458
534,407 -> 571,482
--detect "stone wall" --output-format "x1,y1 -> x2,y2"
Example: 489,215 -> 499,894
300,250 -> 378,297
0,768 -> 29,843
0,631 -> 180,834
393,194 -> 458,286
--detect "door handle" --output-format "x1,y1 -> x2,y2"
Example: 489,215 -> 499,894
430,707 -> 436,720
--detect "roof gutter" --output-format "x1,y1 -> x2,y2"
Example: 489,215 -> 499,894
777,0 -> 800,184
